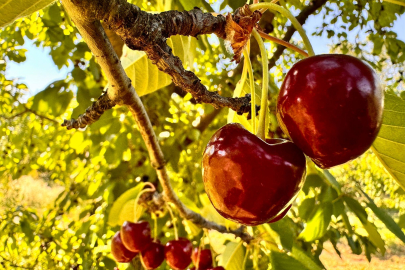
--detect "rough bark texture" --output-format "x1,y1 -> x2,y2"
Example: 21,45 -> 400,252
66,0 -> 252,114
62,90 -> 116,129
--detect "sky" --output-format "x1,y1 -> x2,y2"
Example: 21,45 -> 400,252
4,2 -> 405,96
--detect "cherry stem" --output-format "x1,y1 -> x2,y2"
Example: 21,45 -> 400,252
242,246 -> 250,270
252,29 -> 269,140
257,29 -> 309,58
242,46 -> 256,134
153,213 -> 158,242
133,182 -> 156,222
250,3 -> 315,57
166,204 -> 178,240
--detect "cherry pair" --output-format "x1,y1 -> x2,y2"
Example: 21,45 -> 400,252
111,221 -> 164,269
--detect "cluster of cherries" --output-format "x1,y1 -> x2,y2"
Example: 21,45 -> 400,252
202,54 -> 384,226
111,220 -> 225,270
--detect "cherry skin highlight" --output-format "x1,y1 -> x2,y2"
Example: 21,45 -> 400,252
164,238 -> 193,270
111,231 -> 138,263
141,241 -> 165,269
267,204 -> 291,223
202,123 -> 306,226
120,221 -> 152,252
277,54 -> 384,168
191,248 -> 213,269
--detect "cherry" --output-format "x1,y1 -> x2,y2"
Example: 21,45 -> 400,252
277,54 -> 383,169
141,241 -> 165,269
267,204 -> 291,223
111,231 -> 138,263
207,267 -> 225,270
191,248 -> 213,269
120,221 -> 152,252
164,238 -> 193,270
202,123 -> 306,226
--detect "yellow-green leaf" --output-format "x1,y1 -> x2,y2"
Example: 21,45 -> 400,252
0,0 -> 55,28
372,93 -> 405,190
108,183 -> 145,226
121,35 -> 197,96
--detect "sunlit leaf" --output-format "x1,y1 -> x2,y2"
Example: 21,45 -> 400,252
218,241 -> 244,270
299,202 -> 332,242
0,0 -> 56,28
121,35 -> 197,96
372,93 -> 405,190
108,183 -> 146,226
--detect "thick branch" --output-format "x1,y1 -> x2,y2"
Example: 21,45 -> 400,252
62,0 -> 253,243
66,0 -> 251,114
268,0 -> 328,69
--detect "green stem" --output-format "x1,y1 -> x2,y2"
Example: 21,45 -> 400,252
242,47 -> 256,134
252,29 -> 269,140
250,3 -> 315,56
133,183 -> 155,222
167,204 -> 178,240
153,213 -> 158,241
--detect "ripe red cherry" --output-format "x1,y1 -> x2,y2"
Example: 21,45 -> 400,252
191,248 -> 213,269
141,241 -> 165,269
120,221 -> 152,252
277,54 -> 383,168
267,204 -> 291,223
111,231 -> 138,263
164,238 -> 193,270
202,123 -> 306,226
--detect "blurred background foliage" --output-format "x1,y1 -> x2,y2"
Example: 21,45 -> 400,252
0,0 -> 405,269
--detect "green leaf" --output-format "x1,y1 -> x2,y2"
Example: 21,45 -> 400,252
298,197 -> 316,220
31,80 -> 72,117
0,0 -> 56,28
108,183 -> 146,226
269,218 -> 294,250
372,93 -> 405,190
362,221 -> 386,255
343,196 -> 368,223
291,244 -> 324,270
302,174 -> 324,194
271,251 -> 308,270
121,34 -> 197,96
322,170 -> 342,194
299,202 -> 332,242
218,241 -> 244,270
359,189 -> 405,243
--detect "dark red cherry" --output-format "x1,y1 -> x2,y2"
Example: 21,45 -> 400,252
267,204 -> 291,223
277,54 -> 383,168
164,238 -> 193,270
141,241 -> 165,269
111,231 -> 138,263
202,123 -> 306,226
207,267 -> 225,270
120,221 -> 152,252
191,248 -> 213,269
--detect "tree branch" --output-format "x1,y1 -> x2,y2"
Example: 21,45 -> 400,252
62,90 -> 116,130
268,0 -> 328,69
65,0 -> 251,114
61,0 -> 253,243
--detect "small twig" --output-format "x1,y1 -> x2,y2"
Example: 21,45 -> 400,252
257,29 -> 309,57
62,90 -> 116,130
